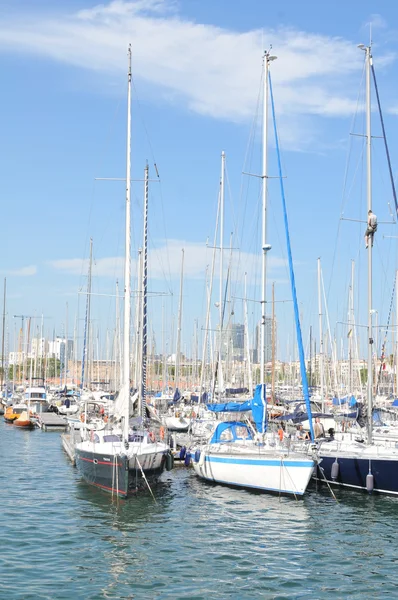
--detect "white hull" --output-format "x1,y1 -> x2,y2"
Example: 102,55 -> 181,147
192,444 -> 315,496
164,416 -> 190,431
58,405 -> 80,416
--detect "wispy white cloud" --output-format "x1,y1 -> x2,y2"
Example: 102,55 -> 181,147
48,238 -> 288,283
4,265 -> 37,277
0,0 -> 389,146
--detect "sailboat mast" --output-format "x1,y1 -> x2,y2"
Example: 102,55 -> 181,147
175,248 -> 184,390
317,259 -> 324,409
244,272 -> 253,393
139,164 -> 149,418
271,282 -> 276,401
260,52 -> 275,383
81,238 -> 93,390
218,150 -> 225,393
65,303 -> 68,389
396,271 -> 398,396
1,278 -> 6,393
123,45 -> 132,441
364,44 -> 374,443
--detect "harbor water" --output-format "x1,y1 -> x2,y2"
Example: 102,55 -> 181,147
1,420 -> 398,599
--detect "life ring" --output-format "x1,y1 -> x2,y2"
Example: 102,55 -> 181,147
80,413 -> 85,423
99,405 -> 105,415
191,411 -> 197,419
159,426 -> 165,440
103,415 -> 108,424
149,431 -> 155,442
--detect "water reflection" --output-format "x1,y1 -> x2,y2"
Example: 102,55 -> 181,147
3,418 -> 398,599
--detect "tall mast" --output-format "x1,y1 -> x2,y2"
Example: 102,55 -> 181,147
317,258 -> 324,410
139,164 -> 149,417
81,238 -> 93,390
362,43 -> 374,443
260,52 -> 276,384
123,44 -> 132,441
175,248 -> 184,390
348,260 -> 355,394
271,282 -> 276,401
65,303 -> 68,389
244,272 -> 253,393
396,271 -> 398,396
1,278 -> 6,393
134,249 -> 142,393
115,280 -> 121,391
218,150 -> 225,393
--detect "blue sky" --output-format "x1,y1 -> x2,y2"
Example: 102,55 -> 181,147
1,0 -> 398,365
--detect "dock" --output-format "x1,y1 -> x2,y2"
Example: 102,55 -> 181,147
61,432 -> 76,465
36,412 -> 68,431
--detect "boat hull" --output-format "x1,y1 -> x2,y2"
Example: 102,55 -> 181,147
75,447 -> 168,498
192,450 -> 315,496
164,416 -> 189,432
315,453 -> 398,495
14,419 -> 35,429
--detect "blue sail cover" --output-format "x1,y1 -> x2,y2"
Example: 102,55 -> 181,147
251,383 -> 267,433
206,400 -> 252,413
332,395 -> 357,407
206,384 -> 268,433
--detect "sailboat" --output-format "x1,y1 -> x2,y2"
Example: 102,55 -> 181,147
74,46 -> 172,498
315,44 -> 398,495
192,52 -> 316,496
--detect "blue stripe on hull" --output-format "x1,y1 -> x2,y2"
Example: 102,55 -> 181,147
199,473 -> 305,496
317,455 -> 398,495
206,456 -> 313,468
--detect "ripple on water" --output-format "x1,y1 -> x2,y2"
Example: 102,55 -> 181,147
2,421 -> 398,598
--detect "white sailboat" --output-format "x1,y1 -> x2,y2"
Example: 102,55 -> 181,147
75,46 -> 171,498
192,52 -> 316,496
316,44 -> 398,495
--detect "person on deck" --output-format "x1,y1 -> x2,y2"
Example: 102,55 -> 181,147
364,209 -> 377,248
296,424 -> 310,441
314,417 -> 325,439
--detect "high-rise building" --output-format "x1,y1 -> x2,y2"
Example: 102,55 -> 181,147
48,338 -> 74,361
254,317 -> 276,364
217,323 -> 245,361
30,337 -> 48,358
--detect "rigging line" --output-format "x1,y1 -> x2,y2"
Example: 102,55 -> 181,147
341,61 -> 366,212
328,64 -> 366,306
80,96 -> 122,284
131,77 -> 158,168
371,63 -> 398,217
131,79 -> 172,289
376,277 -> 395,394
269,71 -> 314,441
236,65 -> 263,302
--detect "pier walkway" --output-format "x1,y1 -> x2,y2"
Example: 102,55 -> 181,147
36,412 -> 68,431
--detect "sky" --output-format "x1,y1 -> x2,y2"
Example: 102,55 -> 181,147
1,0 -> 398,368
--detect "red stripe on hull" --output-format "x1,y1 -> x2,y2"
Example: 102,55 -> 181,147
79,456 -> 123,467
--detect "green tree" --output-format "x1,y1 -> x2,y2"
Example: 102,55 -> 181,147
360,367 -> 367,385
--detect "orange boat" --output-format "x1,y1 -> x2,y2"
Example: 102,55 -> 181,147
14,410 -> 34,429
4,405 -> 26,423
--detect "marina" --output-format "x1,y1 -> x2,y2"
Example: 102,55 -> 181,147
2,418 -> 398,599
3,1 -> 398,598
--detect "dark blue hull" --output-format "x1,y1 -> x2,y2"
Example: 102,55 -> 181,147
76,448 -> 130,497
75,448 -> 167,498
316,454 -> 398,495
